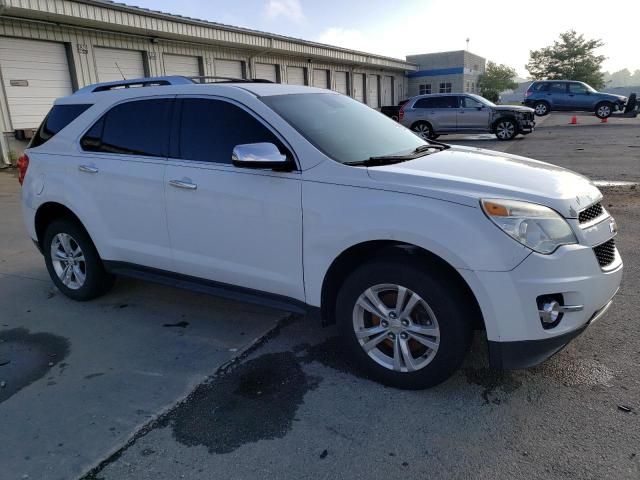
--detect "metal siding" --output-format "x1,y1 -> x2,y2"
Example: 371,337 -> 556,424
94,46 -> 144,81
163,53 -> 200,77
353,73 -> 365,102
215,59 -> 243,79
334,71 -> 348,95
0,37 -> 73,129
287,66 -> 305,85
254,62 -> 277,82
367,74 -> 379,108
313,68 -> 329,89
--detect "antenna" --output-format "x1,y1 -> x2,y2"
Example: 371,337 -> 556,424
466,38 -> 470,51
115,62 -> 126,80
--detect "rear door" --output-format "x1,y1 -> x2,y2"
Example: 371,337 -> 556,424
545,81 -> 570,109
413,96 -> 457,131
76,97 -> 174,270
164,97 -> 304,300
457,95 -> 490,131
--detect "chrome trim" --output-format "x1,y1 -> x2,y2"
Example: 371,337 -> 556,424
78,164 -> 98,174
579,212 -> 609,229
169,179 -> 197,190
559,305 -> 583,313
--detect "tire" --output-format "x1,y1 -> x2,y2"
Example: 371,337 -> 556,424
335,257 -> 473,389
533,101 -> 550,116
391,115 -> 399,122
494,118 -> 518,140
43,219 -> 115,301
595,102 -> 613,119
411,121 -> 435,140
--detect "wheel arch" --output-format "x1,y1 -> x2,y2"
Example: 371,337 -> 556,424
491,115 -> 518,133
319,240 -> 484,330
35,202 -> 89,251
410,119 -> 434,131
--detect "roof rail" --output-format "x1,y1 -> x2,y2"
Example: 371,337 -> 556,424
188,76 -> 274,84
73,76 -> 195,95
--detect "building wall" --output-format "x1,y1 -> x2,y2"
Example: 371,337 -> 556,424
0,11 -> 410,163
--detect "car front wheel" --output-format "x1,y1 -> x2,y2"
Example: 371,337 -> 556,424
595,102 -> 613,119
494,119 -> 518,140
336,257 -> 473,389
43,219 -> 115,301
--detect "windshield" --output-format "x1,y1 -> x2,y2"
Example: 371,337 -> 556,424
262,93 -> 428,164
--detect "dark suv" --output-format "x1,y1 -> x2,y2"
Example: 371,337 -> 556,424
524,80 -> 627,118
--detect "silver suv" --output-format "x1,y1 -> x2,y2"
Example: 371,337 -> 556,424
400,93 -> 535,141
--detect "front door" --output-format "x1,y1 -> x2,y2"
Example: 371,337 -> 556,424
164,97 -> 304,301
457,96 -> 491,131
566,82 -> 592,109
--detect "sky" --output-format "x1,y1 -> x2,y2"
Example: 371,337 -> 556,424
124,0 -> 640,77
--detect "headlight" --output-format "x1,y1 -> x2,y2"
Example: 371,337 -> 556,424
481,199 -> 577,254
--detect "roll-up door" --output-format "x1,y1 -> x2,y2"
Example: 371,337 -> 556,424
164,54 -> 201,77
367,74 -> 379,108
382,76 -> 393,106
313,69 -> 329,89
215,59 -> 243,79
334,71 -> 348,95
255,63 -> 278,82
353,73 -> 365,102
94,47 -> 145,82
0,37 -> 74,129
287,66 -> 305,85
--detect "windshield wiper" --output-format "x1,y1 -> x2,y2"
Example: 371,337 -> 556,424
345,142 -> 450,167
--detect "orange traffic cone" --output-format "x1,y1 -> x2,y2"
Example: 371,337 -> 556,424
601,117 -> 608,123
570,115 -> 578,124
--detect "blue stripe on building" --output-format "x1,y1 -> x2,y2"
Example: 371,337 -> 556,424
407,67 -> 464,78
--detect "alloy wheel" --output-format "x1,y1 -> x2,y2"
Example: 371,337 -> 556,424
534,103 -> 547,115
412,124 -> 431,139
597,105 -> 611,118
496,121 -> 516,139
50,233 -> 86,290
352,284 -> 440,373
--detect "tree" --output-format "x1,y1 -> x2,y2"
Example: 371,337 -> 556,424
526,30 -> 606,89
478,62 -> 518,102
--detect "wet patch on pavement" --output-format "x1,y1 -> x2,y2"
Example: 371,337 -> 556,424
166,351 -> 320,454
297,336 -> 370,380
464,367 -> 523,405
0,327 -> 70,403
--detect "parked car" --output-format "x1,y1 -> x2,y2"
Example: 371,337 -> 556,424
399,93 -> 535,141
524,80 -> 627,118
18,76 -> 622,389
380,99 -> 409,121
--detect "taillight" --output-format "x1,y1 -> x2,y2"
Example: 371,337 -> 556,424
399,103 -> 407,121
17,153 -> 29,185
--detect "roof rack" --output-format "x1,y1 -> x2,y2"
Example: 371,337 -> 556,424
73,76 -> 195,95
188,76 -> 274,84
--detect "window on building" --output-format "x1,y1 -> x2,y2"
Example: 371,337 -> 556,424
418,84 -> 431,95
81,99 -> 172,157
466,81 -> 470,92
439,83 -> 452,93
178,98 -> 284,164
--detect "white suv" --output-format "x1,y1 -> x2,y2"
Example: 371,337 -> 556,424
18,76 -> 623,389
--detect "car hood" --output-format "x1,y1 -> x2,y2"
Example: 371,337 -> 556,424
493,105 -> 535,113
366,145 -> 601,218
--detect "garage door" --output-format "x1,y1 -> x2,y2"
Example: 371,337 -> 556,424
0,37 -> 74,130
382,76 -> 393,106
334,71 -> 348,95
164,54 -> 200,77
313,69 -> 329,89
94,47 -> 145,82
367,75 -> 379,108
215,59 -> 243,79
353,73 -> 365,103
287,66 -> 305,85
255,63 -> 277,82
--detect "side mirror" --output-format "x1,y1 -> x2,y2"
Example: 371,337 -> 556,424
232,143 -> 292,170
477,105 -> 484,110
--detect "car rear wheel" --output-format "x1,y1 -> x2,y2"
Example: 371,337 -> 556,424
411,121 -> 435,140
43,219 -> 115,301
494,119 -> 518,140
533,101 -> 549,116
595,102 -> 613,119
336,257 -> 473,389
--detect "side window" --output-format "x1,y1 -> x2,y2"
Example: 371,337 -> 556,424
177,98 -> 284,164
461,96 -> 482,108
442,96 -> 458,108
547,82 -> 567,94
568,83 -> 588,94
414,97 -> 435,109
31,104 -> 92,148
80,99 -> 172,157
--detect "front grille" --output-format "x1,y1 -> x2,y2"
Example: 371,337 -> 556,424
579,202 -> 604,224
593,239 -> 616,268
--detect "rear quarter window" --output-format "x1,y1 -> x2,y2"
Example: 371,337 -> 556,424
30,104 -> 92,148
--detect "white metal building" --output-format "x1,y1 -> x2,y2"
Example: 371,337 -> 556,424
0,0 -> 416,164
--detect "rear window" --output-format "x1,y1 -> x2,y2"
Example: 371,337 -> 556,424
30,104 -> 92,148
414,96 -> 457,108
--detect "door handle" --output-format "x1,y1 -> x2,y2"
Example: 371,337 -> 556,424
78,165 -> 98,174
169,179 -> 197,190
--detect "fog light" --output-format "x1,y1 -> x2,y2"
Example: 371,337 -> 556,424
539,300 -> 561,325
